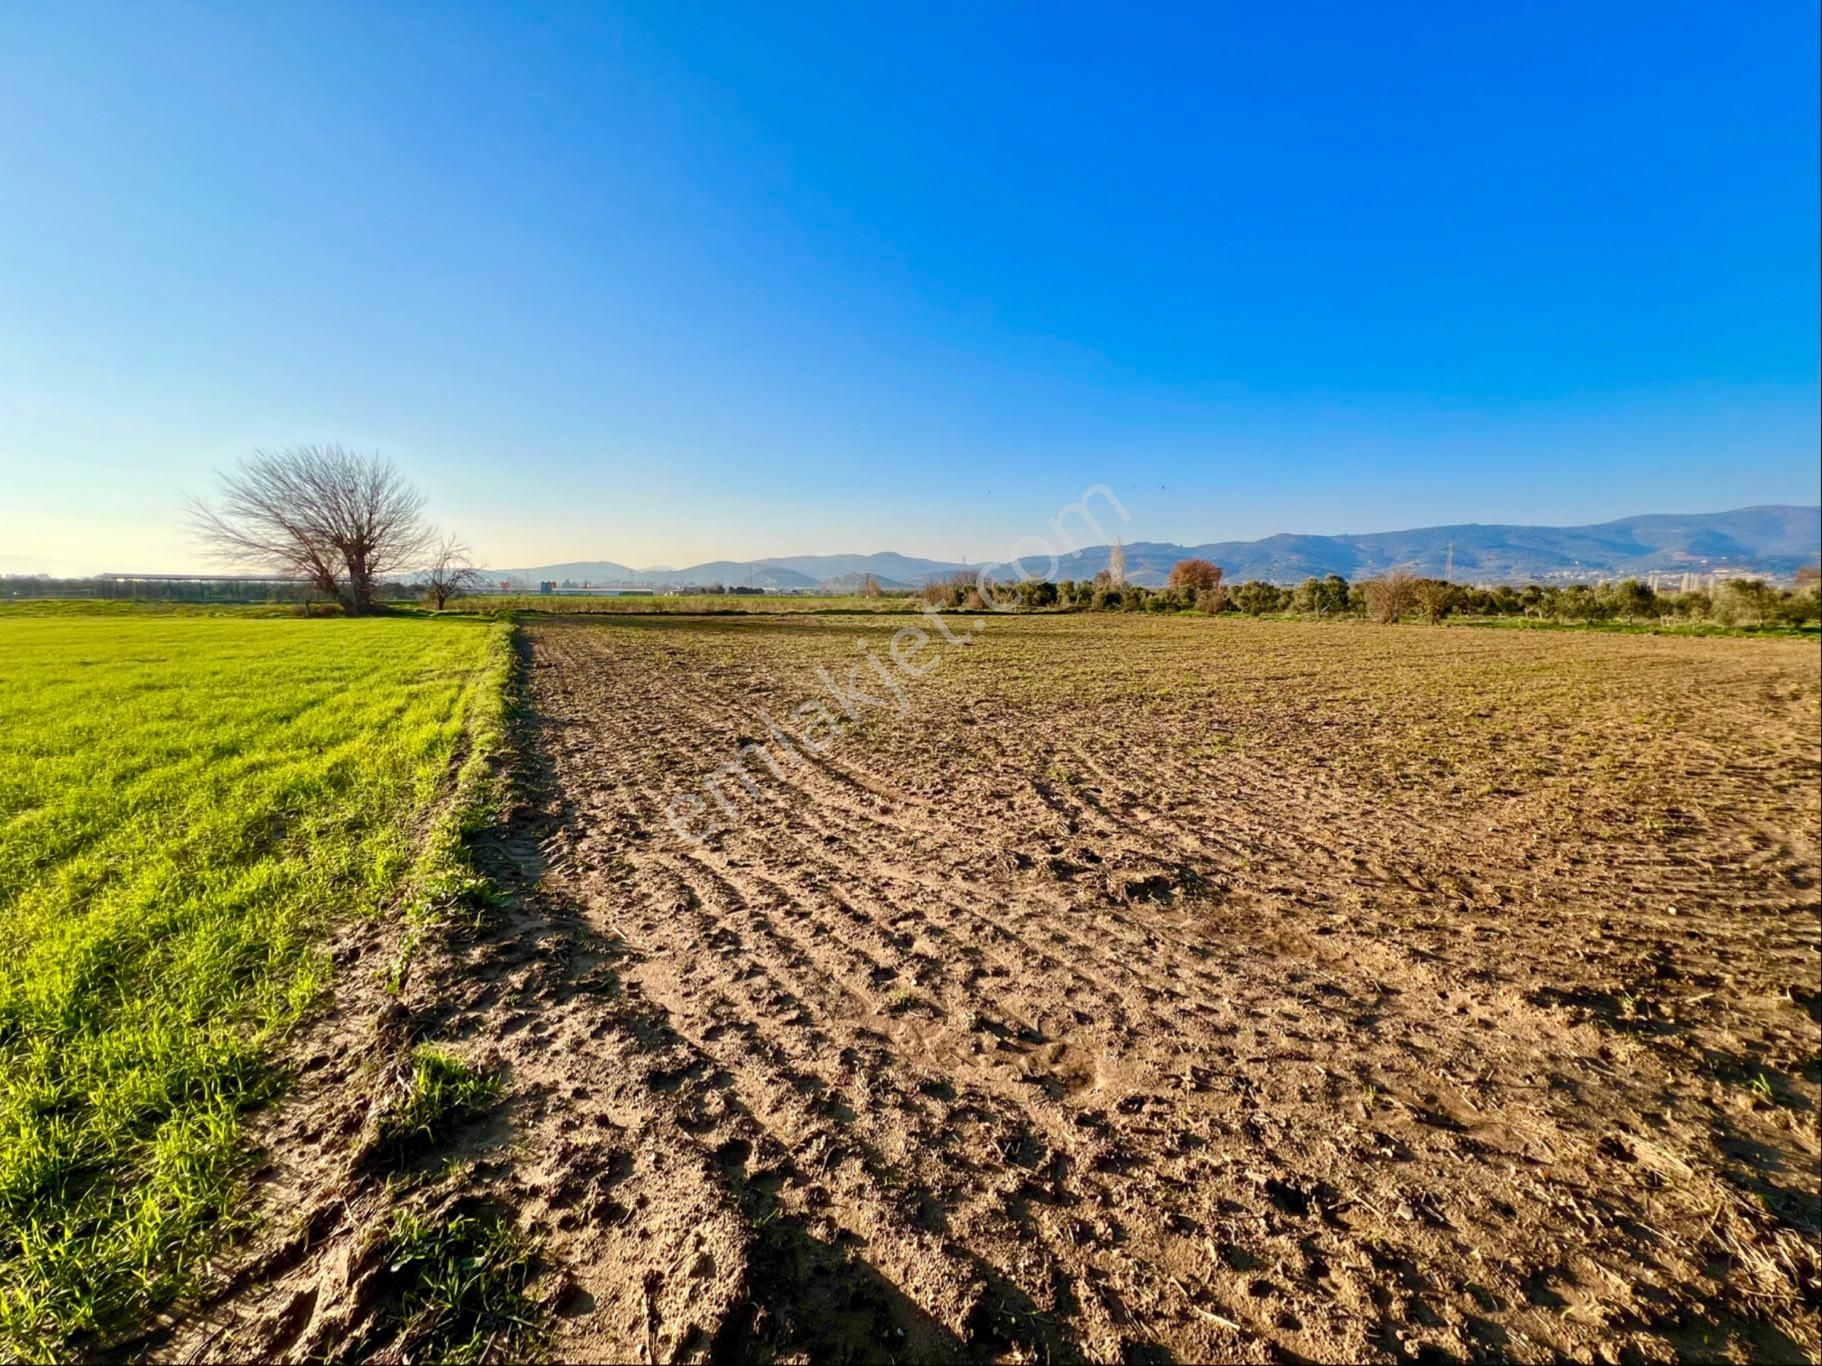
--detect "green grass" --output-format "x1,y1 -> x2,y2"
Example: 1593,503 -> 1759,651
383,1206 -> 539,1364
378,1049 -> 503,1160
0,613 -> 512,1359
0,598 -> 331,618
1446,613 -> 1819,638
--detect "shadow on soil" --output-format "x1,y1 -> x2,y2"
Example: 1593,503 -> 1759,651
441,631 -> 1055,1362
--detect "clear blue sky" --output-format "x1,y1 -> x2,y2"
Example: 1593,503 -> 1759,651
1,2 -> 1816,573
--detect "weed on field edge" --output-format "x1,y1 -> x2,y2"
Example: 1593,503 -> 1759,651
386,619 -> 520,990
245,618 -> 540,1366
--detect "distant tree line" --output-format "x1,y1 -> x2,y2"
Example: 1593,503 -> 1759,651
921,559 -> 1822,627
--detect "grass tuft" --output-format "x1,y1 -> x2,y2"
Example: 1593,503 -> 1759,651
384,1207 -> 539,1364
378,1049 -> 502,1159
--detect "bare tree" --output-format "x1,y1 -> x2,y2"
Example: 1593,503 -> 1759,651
190,445 -> 433,614
1107,538 -> 1126,587
1361,568 -> 1420,624
422,532 -> 483,611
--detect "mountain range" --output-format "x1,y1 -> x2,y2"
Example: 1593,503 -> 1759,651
492,505 -> 1820,591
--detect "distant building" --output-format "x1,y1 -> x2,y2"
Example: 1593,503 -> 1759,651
544,585 -> 653,596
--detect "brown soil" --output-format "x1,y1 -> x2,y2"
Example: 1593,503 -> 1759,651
167,615 -> 1821,1364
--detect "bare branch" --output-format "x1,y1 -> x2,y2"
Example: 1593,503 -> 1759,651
421,530 -> 484,611
188,445 -> 433,613
1361,568 -> 1420,624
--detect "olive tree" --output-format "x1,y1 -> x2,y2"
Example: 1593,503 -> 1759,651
1414,578 -> 1458,625
1231,580 -> 1283,615
1613,578 -> 1658,624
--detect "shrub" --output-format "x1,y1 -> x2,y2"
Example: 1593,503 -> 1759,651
1231,581 -> 1284,616
1361,569 -> 1419,623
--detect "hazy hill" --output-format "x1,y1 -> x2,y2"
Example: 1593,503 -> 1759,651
1038,506 -> 1819,585
760,552 -> 962,583
814,571 -> 917,594
494,506 -> 1819,589
490,559 -> 639,585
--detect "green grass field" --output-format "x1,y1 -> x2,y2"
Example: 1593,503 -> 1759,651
0,613 -> 509,1359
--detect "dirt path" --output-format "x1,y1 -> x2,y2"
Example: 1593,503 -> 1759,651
169,615 -> 1819,1363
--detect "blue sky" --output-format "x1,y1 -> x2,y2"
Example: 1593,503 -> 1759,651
1,2 -> 1816,574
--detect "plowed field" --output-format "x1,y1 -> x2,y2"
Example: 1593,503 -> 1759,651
462,614 -> 1818,1363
